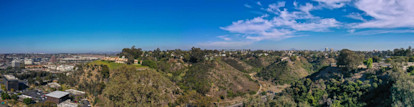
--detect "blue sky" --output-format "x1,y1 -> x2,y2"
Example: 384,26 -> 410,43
1,0 -> 414,53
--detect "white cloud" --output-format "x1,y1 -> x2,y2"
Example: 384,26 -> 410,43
346,13 -> 366,21
217,35 -> 232,41
348,29 -> 356,33
221,3 -> 339,41
207,0 -> 414,48
274,17 -> 340,31
220,15 -> 273,34
354,0 -> 414,28
351,29 -> 414,35
313,0 -> 351,8
244,4 -> 252,8
298,3 -> 316,14
245,29 -> 294,41
293,1 -> 298,7
266,1 -> 286,13
257,1 -> 262,6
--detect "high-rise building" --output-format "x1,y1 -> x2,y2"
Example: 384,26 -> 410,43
11,59 -> 22,68
50,55 -> 57,63
3,75 -> 19,91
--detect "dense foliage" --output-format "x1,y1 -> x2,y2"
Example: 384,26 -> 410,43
180,62 -> 215,94
337,49 -> 364,72
102,65 -> 178,106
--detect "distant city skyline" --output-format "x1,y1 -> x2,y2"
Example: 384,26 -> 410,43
1,0 -> 414,53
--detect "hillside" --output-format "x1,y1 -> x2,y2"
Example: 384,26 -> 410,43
59,47 -> 414,107
102,65 -> 179,106
257,56 -> 311,85
208,60 -> 259,98
65,61 -> 172,106
266,65 -> 414,107
179,59 -> 260,105
65,58 -> 261,106
222,57 -> 254,72
243,56 -> 280,68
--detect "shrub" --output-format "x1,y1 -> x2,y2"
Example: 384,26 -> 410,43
142,60 -> 157,69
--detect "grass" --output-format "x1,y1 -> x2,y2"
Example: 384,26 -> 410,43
88,60 -> 148,70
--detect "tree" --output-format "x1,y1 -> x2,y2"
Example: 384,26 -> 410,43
142,60 -> 157,69
1,92 -> 10,100
366,58 -> 373,69
100,65 -> 110,78
408,66 -> 414,73
11,94 -> 18,100
120,46 -> 144,64
391,72 -> 414,107
189,47 -> 205,63
409,57 -> 414,62
0,84 -> 5,91
386,58 -> 392,63
372,56 -> 380,62
23,98 -> 33,105
153,48 -> 162,60
337,49 -> 363,72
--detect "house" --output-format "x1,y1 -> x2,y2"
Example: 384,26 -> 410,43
102,56 -> 128,63
56,65 -> 74,71
47,82 -> 61,89
330,63 -> 337,67
45,91 -> 70,104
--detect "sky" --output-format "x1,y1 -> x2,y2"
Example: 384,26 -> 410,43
1,0 -> 414,53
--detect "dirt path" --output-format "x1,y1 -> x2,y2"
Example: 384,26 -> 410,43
226,71 -> 293,107
249,72 -> 262,95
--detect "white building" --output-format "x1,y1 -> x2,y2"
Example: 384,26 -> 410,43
45,65 -> 57,70
24,58 -> 33,65
11,59 -> 22,68
56,65 -> 74,71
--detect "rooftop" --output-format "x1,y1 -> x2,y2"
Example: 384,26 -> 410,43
58,100 -> 78,107
3,75 -> 18,80
45,91 -> 69,98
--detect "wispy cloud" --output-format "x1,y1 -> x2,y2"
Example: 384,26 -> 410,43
313,0 -> 351,8
354,0 -> 414,28
298,3 -> 316,14
217,35 -> 232,41
244,4 -> 252,8
256,1 -> 262,6
351,29 -> 414,35
221,3 -> 339,42
346,13 -> 366,21
201,0 -> 414,48
266,1 -> 286,13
